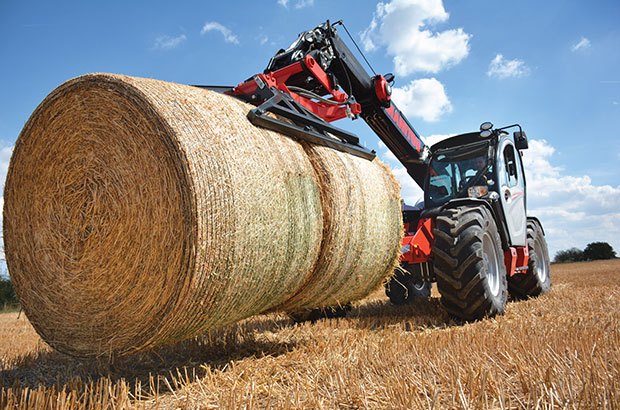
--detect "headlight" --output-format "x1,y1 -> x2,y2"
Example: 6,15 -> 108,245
468,186 -> 489,198
401,244 -> 411,254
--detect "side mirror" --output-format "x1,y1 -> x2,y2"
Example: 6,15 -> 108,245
514,131 -> 528,150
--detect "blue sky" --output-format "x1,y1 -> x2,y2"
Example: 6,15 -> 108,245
0,0 -> 619,264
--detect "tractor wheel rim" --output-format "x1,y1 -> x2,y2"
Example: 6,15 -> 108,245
482,232 -> 501,297
534,238 -> 548,283
413,281 -> 426,291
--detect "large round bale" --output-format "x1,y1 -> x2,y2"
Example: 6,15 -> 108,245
4,73 -> 401,358
4,74 -> 324,357
276,144 -> 402,312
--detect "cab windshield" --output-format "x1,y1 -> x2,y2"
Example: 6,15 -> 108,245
425,140 -> 491,207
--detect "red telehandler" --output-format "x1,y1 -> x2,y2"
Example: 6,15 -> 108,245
197,20 -> 551,321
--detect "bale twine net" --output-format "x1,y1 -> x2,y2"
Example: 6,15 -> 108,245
4,74 -> 402,357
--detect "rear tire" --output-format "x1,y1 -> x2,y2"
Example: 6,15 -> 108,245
433,205 -> 508,321
385,265 -> 431,305
508,219 -> 551,299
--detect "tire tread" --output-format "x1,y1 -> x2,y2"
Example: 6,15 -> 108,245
433,205 -> 508,321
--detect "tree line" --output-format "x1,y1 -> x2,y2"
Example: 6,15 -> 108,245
554,242 -> 617,263
0,278 -> 17,307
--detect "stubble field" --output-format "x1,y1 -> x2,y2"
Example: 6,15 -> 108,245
1,259 -> 619,409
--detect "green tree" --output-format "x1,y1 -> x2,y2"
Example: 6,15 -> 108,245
0,278 -> 17,306
553,247 -> 585,263
583,242 -> 617,261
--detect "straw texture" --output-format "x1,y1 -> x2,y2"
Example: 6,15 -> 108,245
276,144 -> 402,312
4,73 -> 401,357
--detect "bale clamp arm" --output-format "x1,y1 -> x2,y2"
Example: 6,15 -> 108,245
196,52 -> 375,160
195,20 -> 430,185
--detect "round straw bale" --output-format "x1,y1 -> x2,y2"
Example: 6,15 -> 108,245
275,144 -> 402,312
4,73 -> 402,358
4,74 -> 325,357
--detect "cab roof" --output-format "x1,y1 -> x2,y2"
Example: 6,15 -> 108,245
430,131 -> 493,153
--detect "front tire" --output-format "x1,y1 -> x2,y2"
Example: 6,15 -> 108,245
433,205 -> 508,321
508,219 -> 551,299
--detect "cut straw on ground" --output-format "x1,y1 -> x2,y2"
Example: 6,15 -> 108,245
1,260 -> 618,409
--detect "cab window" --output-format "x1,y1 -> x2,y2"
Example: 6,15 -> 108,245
503,145 -> 518,187
425,140 -> 490,207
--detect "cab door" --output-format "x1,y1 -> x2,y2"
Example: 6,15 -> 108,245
496,138 -> 526,246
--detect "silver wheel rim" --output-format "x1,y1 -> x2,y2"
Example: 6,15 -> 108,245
413,281 -> 425,291
534,237 -> 549,283
482,232 -> 501,297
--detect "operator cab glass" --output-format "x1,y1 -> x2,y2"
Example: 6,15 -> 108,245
425,140 -> 492,208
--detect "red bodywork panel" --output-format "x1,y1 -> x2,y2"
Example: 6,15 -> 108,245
384,105 -> 424,152
401,216 -> 530,277
230,55 -> 361,122
504,246 -> 529,276
400,218 -> 434,264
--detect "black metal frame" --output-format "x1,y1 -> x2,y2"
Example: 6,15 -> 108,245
192,84 -> 375,160
192,85 -> 234,93
247,87 -> 375,160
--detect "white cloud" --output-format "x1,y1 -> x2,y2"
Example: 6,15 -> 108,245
277,0 -> 313,8
391,161 -> 425,205
521,139 -> 620,257
421,133 -> 452,147
487,54 -> 530,79
0,145 -> 13,268
360,0 -> 471,76
378,142 -> 422,204
294,0 -> 314,8
0,146 -> 12,183
571,37 -> 591,52
378,133 -> 452,204
201,21 -> 239,44
153,34 -> 187,50
391,78 -> 452,122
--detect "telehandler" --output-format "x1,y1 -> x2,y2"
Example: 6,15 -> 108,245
199,20 -> 551,321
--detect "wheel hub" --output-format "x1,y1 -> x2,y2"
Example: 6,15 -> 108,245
482,232 -> 501,297
534,237 -> 549,283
